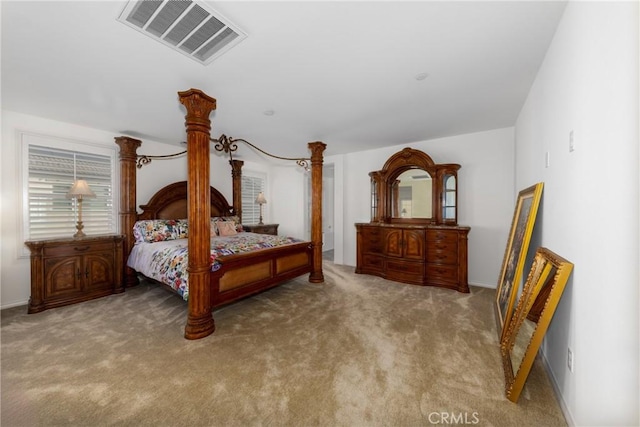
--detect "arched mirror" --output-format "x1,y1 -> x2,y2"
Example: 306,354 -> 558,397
392,169 -> 433,219
369,147 -> 460,225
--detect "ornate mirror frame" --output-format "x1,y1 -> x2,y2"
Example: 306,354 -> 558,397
369,147 -> 461,225
500,247 -> 573,403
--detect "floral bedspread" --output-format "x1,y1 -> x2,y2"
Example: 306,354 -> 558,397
127,233 -> 304,300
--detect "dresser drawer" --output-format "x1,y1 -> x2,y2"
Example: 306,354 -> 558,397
427,239 -> 458,252
362,254 -> 384,270
427,229 -> 458,243
426,237 -> 458,261
43,241 -> 114,258
426,264 -> 459,284
426,247 -> 458,265
359,227 -> 382,254
362,237 -> 382,253
361,227 -> 381,237
386,259 -> 424,277
427,251 -> 458,264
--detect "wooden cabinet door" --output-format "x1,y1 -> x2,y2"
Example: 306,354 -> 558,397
384,228 -> 425,259
84,252 -> 114,291
403,229 -> 425,260
45,257 -> 82,298
384,229 -> 403,258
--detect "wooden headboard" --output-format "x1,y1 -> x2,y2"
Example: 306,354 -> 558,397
138,181 -> 234,220
114,135 -> 244,289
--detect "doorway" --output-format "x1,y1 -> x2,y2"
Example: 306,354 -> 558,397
304,163 -> 335,262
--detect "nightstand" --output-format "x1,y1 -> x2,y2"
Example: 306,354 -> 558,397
243,223 -> 279,235
25,234 -> 124,313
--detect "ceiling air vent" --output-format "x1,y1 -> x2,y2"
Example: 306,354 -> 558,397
117,0 -> 247,65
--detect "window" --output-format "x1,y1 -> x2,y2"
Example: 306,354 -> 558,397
241,172 -> 266,224
22,132 -> 117,240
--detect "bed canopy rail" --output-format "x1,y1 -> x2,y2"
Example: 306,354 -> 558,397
133,135 -> 311,171
115,88 -> 325,340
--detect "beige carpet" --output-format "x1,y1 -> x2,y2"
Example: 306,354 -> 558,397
1,262 -> 566,426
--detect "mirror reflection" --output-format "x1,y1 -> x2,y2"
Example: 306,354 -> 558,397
501,248 -> 573,403
508,261 -> 554,376
510,317 -> 535,379
394,169 -> 432,218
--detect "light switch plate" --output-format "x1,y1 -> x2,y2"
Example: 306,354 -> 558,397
569,130 -> 575,152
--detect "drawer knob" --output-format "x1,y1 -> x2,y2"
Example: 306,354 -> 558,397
74,246 -> 90,252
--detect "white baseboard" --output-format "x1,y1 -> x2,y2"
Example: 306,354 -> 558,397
468,281 -> 495,289
1,300 -> 28,310
540,350 -> 576,426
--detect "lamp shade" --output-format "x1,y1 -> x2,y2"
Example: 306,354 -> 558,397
255,192 -> 267,205
66,180 -> 96,199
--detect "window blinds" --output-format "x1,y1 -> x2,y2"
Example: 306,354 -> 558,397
28,145 -> 115,239
241,174 -> 265,224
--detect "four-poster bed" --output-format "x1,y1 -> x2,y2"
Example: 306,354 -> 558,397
116,88 -> 325,340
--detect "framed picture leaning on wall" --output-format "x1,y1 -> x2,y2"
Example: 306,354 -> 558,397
495,182 -> 544,344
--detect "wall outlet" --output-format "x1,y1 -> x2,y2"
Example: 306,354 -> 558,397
567,347 -> 574,372
545,151 -> 550,168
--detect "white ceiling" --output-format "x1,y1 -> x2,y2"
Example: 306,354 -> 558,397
1,1 -> 567,161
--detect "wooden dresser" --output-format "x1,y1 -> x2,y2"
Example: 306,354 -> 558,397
356,223 -> 470,292
356,147 -> 471,293
25,234 -> 124,313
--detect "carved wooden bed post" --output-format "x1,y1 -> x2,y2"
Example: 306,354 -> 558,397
115,136 -> 142,288
230,159 -> 244,219
178,88 -> 217,340
308,141 -> 326,283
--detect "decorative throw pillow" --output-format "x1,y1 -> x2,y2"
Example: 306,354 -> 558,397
216,220 -> 238,236
211,216 -> 243,234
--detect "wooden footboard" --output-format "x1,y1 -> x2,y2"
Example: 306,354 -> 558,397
210,242 -> 313,307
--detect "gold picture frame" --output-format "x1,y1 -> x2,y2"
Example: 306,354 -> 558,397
501,247 -> 573,403
495,182 -> 544,343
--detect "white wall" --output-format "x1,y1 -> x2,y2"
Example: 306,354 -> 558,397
515,2 -> 639,425
269,164 -> 306,238
337,127 -> 515,288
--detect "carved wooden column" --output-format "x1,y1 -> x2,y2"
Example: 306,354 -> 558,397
369,171 -> 382,223
114,136 -> 142,288
178,88 -> 217,340
308,141 -> 326,283
392,179 -> 400,218
25,241 -> 45,313
230,159 -> 244,219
